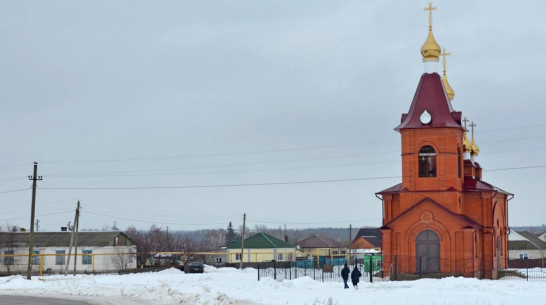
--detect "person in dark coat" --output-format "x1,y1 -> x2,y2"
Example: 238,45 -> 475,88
351,266 -> 362,289
340,263 -> 350,289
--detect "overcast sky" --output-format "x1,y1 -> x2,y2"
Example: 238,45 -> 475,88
1,1 -> 545,232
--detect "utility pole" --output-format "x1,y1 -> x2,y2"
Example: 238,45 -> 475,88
73,201 -> 80,276
27,162 -> 42,280
348,224 -> 352,265
239,213 -> 246,270
65,201 -> 81,276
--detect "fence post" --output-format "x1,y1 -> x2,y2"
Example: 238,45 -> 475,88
257,263 -> 260,281
274,261 -> 277,281
289,262 -> 292,280
394,255 -> 398,281
322,267 -> 324,282
313,265 -> 316,280
369,255 -> 373,283
419,256 -> 422,279
526,258 -> 529,281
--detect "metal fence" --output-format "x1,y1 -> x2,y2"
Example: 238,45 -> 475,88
502,258 -> 546,281
257,254 -> 387,283
257,255 -> 546,282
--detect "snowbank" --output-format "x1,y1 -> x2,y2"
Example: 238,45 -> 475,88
0,267 -> 543,305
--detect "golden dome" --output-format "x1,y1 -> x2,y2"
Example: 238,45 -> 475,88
463,132 -> 472,152
442,74 -> 455,101
471,136 -> 480,156
421,29 -> 441,62
441,48 -> 455,101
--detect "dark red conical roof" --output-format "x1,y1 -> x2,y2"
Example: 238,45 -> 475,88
395,73 -> 462,131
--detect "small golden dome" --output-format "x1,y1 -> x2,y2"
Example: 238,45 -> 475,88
442,74 -> 455,101
441,48 -> 454,101
471,136 -> 480,156
463,132 -> 472,152
421,29 -> 441,62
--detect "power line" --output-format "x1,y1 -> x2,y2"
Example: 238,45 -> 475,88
0,210 -> 74,222
38,139 -> 399,165
0,188 -> 29,194
39,175 -> 403,191
485,164 -> 546,172
46,159 -> 398,179
83,210 -> 228,226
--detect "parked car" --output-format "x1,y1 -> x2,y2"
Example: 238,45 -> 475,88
187,262 -> 204,273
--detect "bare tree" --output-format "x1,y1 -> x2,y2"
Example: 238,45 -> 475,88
253,224 -> 268,233
1,225 -> 19,274
205,229 -> 226,250
125,226 -> 153,268
111,247 -> 136,272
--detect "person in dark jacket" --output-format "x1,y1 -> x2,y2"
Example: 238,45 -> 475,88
340,263 -> 350,289
351,266 -> 362,289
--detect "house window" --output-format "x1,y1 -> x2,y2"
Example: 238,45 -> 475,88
419,145 -> 437,177
56,250 -> 66,265
215,257 -> 223,264
3,250 -> 14,265
518,253 -> 529,259
235,253 -> 241,261
277,254 -> 283,261
32,250 -> 40,265
82,250 -> 92,265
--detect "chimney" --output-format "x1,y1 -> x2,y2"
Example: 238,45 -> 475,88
61,227 -> 68,232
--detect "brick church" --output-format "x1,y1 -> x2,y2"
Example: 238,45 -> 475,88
377,4 -> 512,279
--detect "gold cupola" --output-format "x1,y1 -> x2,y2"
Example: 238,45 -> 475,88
470,121 -> 480,156
463,131 -> 472,152
421,2 -> 441,62
441,48 -> 455,101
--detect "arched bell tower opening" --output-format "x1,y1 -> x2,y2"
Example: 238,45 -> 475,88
418,145 -> 437,177
415,229 -> 440,273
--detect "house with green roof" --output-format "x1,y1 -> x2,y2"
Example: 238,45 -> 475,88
226,233 -> 297,263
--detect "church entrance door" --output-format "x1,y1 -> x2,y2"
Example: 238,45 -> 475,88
416,230 -> 440,273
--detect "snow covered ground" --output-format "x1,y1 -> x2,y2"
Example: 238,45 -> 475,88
0,266 -> 544,305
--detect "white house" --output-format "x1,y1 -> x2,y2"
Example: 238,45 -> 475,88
0,231 -> 137,275
508,230 -> 546,260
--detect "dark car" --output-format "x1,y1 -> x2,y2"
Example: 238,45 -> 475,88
187,262 -> 204,273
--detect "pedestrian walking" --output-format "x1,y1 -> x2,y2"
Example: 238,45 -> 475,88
340,263 -> 350,289
351,266 -> 362,290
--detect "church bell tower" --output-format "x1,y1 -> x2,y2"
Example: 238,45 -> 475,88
377,3 -> 512,279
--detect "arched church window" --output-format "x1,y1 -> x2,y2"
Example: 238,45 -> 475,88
418,145 -> 437,177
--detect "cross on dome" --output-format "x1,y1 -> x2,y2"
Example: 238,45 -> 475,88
421,2 -> 441,63
424,2 -> 437,29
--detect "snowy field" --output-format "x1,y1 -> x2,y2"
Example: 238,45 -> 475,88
0,266 -> 544,305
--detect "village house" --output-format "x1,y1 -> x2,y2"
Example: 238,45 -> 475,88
0,231 -> 137,275
226,233 -> 297,264
508,231 -> 546,260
